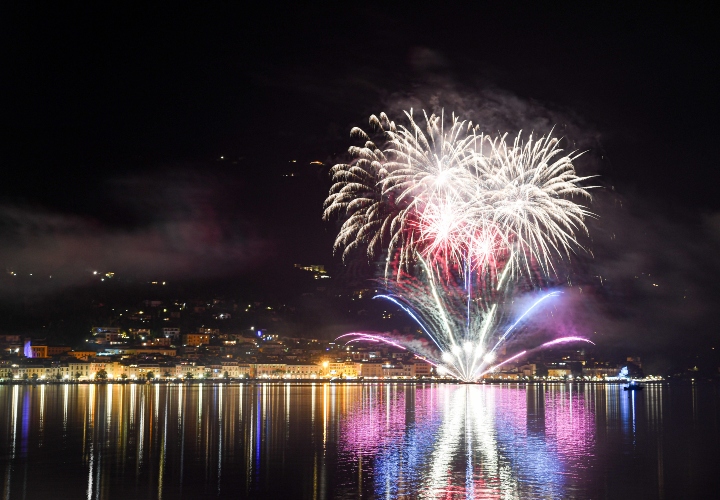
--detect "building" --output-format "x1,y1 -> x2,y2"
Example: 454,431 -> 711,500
547,368 -> 572,378
259,342 -> 285,355
380,363 -> 415,378
183,334 -> 210,346
90,360 -> 118,378
583,366 -> 620,379
218,361 -> 252,378
162,328 -> 181,339
13,364 -> 48,380
356,362 -> 384,378
353,362 -> 417,379
128,328 -> 151,337
285,363 -> 322,378
107,347 -> 177,357
519,364 -> 537,377
29,345 -> 48,358
412,361 -> 433,377
47,346 -> 72,356
254,363 -> 287,378
92,326 -> 121,336
68,351 -> 97,361
175,363 -> 206,379
325,361 -> 357,378
294,264 -> 326,273
141,337 -> 171,347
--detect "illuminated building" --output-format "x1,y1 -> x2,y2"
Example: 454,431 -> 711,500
175,363 -> 205,379
519,363 -> 537,377
294,264 -> 326,273
68,351 -> 97,361
182,333 -> 210,346
218,361 -> 251,378
547,368 -> 572,378
254,363 -> 287,378
29,345 -> 48,358
127,328 -> 150,337
47,345 -> 72,356
141,337 -> 171,347
91,326 -> 122,344
351,362 -> 417,379
294,263 -> 330,279
285,362 -> 322,378
325,361 -> 357,378
259,342 -> 285,355
412,360 -> 433,377
162,327 -> 180,339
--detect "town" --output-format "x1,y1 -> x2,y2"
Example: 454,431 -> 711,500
0,265 -> 650,383
0,327 -> 646,383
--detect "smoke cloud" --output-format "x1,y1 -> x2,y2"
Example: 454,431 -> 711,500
0,170 -> 269,295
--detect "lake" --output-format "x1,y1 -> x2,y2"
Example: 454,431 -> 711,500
1,382 -> 719,499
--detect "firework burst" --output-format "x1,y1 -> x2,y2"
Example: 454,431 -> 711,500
324,109 -> 595,275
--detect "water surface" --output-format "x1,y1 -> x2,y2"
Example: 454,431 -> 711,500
1,382 -> 718,499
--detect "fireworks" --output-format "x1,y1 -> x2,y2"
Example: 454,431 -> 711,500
323,109 -> 595,274
341,261 -> 582,380
325,109 -> 596,381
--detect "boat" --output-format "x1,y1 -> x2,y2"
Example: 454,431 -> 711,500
623,382 -> 644,391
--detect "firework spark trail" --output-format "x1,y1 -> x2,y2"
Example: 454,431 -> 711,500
488,291 -> 562,355
477,337 -> 595,378
479,351 -> 528,378
539,336 -> 595,348
374,271 -> 570,380
336,332 -> 407,351
325,109 -> 596,381
372,295 -> 443,350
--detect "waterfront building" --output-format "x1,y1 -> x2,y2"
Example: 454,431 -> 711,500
353,362 -> 416,379
519,364 -> 537,377
412,361 -> 433,377
547,368 -> 572,378
325,361 -> 358,378
219,361 -> 249,378
583,366 -> 621,379
254,363 -> 287,378
175,363 -> 206,379
285,362 -> 322,378
379,363 -> 414,379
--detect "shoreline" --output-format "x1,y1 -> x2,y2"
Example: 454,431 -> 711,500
0,378 -> 692,386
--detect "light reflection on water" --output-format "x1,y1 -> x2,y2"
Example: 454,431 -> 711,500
0,382 -> 718,499
337,384 -> 597,499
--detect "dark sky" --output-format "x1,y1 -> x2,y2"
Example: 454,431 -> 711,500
2,2 -> 719,362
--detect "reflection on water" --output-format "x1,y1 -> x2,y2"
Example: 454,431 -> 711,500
338,384 -> 597,498
1,382 -> 719,499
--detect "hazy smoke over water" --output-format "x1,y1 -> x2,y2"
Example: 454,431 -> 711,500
0,171 -> 268,295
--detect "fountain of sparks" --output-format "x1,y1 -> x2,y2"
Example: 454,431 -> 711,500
324,109 -> 597,381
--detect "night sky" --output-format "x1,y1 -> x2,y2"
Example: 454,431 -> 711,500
2,2 -> 719,365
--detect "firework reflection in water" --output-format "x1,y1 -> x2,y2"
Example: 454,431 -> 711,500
338,384 -> 596,498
